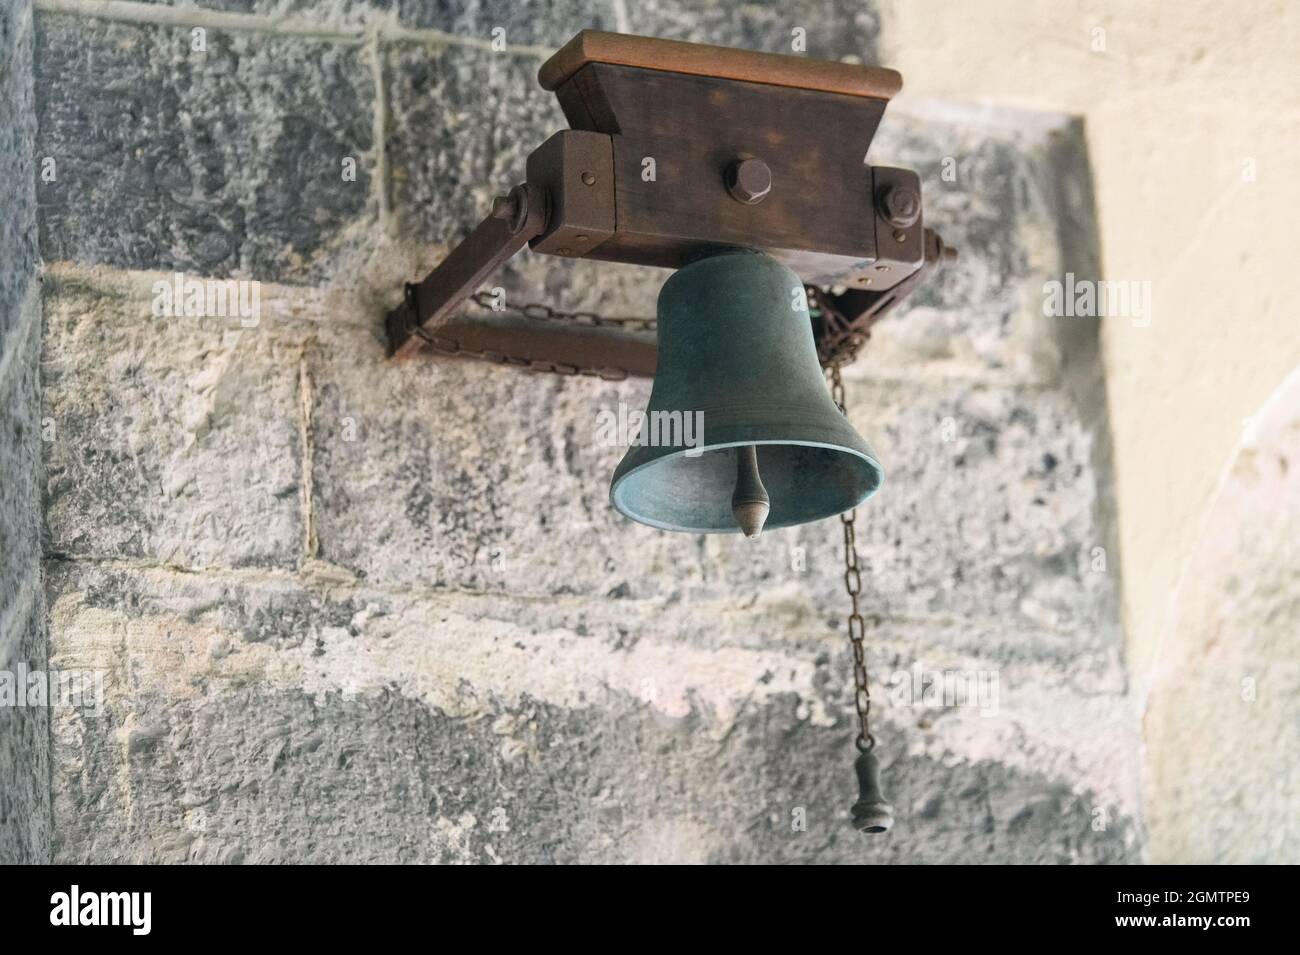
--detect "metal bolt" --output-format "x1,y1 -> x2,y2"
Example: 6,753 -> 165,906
581,171 -> 597,186
874,264 -> 891,272
491,194 -> 517,221
726,158 -> 772,205
557,247 -> 572,255
893,229 -> 907,243
878,185 -> 921,228
491,186 -> 529,234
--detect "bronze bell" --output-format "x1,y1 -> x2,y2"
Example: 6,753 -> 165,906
851,748 -> 894,834
609,249 -> 883,538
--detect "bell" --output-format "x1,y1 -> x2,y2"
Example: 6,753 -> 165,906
850,748 -> 895,834
610,250 -> 883,537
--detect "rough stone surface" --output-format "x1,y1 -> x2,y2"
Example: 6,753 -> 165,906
394,0 -> 618,47
28,2 -> 1141,863
0,0 -> 49,865
0,591 -> 50,865
308,330 -> 1118,646
622,0 -> 882,64
130,0 -> 391,19
1,0 -> 39,357
127,0 -> 614,47
385,42 -> 564,251
42,270 -> 304,569
47,560 -> 1137,863
34,14 -> 376,283
0,293 -> 43,648
869,107 -> 1101,385
0,298 -> 49,865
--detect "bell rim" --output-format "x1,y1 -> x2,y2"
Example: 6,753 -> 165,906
610,438 -> 883,534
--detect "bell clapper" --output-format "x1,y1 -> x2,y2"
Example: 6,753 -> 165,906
731,445 -> 770,539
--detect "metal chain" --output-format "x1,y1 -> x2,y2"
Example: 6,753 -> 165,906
807,286 -> 867,368
409,291 -> 657,380
830,362 -> 875,753
468,290 -> 657,332
418,289 -> 863,379
411,324 -> 633,380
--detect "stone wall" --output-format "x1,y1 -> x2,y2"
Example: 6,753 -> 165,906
20,0 -> 1137,863
0,0 -> 50,865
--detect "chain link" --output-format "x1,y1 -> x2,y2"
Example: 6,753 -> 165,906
419,289 -> 864,379
407,291 -> 658,380
409,291 -> 658,379
468,290 -> 658,333
831,362 -> 875,752
410,325 -> 632,380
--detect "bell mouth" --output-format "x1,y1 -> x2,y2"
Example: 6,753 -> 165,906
610,440 -> 882,534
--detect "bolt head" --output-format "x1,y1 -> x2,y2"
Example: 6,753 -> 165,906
879,185 -> 921,228
726,158 -> 772,204
492,187 -> 531,233
490,194 -> 516,220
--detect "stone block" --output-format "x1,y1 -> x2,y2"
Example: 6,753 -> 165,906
621,0 -> 882,64
0,584 -> 50,864
0,0 -> 38,358
34,14 -> 376,283
41,271 -> 304,569
867,107 -> 1101,384
0,292 -> 42,636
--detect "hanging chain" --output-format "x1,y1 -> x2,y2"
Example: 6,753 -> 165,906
830,362 -> 875,753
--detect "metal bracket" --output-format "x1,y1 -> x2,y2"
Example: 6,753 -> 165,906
387,182 -> 550,359
385,30 -> 957,372
812,229 -> 958,366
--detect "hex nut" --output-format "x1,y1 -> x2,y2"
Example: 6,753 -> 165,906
878,186 -> 921,228
726,158 -> 772,205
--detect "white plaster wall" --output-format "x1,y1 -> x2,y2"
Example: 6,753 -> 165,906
878,0 -> 1300,861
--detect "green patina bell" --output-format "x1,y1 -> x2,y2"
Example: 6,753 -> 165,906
610,251 -> 883,537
